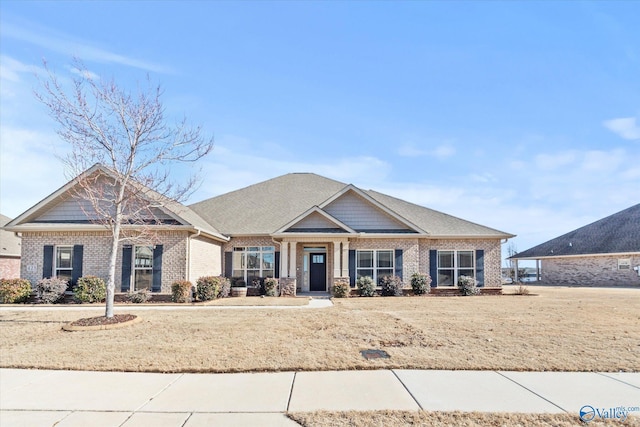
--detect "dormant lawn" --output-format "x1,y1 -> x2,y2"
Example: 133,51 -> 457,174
1,286 -> 638,373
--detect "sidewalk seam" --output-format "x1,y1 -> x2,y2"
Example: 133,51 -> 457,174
596,372 -> 640,390
134,373 -> 185,413
286,372 -> 297,412
391,369 -> 424,411
496,371 -> 567,413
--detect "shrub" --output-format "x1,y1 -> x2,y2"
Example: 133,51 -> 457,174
332,281 -> 349,298
513,284 -> 530,295
458,275 -> 480,296
171,280 -> 192,303
196,276 -> 228,301
36,277 -> 68,304
380,275 -> 404,297
264,278 -> 278,297
0,278 -> 32,303
357,276 -> 376,297
410,273 -> 431,295
73,276 -> 106,303
127,288 -> 151,303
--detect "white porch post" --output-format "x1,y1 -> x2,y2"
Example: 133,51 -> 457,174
333,241 -> 342,279
281,241 -> 289,278
289,242 -> 297,279
341,241 -> 350,277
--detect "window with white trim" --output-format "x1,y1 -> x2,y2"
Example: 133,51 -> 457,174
356,249 -> 394,284
134,246 -> 153,291
232,246 -> 275,284
55,246 -> 73,283
438,250 -> 475,286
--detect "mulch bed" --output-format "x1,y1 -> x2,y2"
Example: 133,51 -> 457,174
70,314 -> 137,327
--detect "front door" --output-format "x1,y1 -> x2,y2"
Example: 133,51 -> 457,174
309,253 -> 327,291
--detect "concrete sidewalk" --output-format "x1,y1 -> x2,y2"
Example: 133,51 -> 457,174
1,368 -> 639,426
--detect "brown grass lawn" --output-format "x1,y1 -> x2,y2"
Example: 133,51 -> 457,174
288,410 -> 640,427
0,287 -> 638,373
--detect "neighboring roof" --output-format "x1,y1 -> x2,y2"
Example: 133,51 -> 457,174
0,214 -> 21,257
512,203 -> 640,259
190,173 -> 514,238
4,164 -> 228,242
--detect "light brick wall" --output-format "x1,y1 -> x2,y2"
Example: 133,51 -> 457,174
0,257 -> 21,279
541,255 -> 640,286
189,236 -> 222,281
20,230 -> 190,293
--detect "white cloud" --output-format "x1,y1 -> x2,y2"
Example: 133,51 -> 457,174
1,18 -> 170,74
398,142 -> 456,159
603,116 -> 640,140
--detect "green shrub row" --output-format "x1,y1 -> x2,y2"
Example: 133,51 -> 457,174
74,276 -> 106,303
0,278 -> 32,303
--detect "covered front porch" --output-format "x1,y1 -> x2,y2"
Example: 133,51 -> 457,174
277,237 -> 350,295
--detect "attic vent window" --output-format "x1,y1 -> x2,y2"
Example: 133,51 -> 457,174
618,259 -> 631,270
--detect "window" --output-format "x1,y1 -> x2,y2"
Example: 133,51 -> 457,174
55,246 -> 73,283
438,250 -> 475,286
356,249 -> 394,284
134,246 -> 153,291
232,246 -> 275,284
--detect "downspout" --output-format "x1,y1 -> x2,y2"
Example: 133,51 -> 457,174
271,237 -> 283,278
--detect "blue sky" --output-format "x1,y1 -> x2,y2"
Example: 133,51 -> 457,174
1,1 -> 639,262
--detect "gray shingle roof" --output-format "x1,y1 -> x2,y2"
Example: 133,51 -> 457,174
189,173 -> 514,238
512,203 -> 640,259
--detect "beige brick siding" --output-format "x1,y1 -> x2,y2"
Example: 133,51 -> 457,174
0,257 -> 21,279
189,236 -> 222,281
20,230 -> 191,293
541,255 -> 640,286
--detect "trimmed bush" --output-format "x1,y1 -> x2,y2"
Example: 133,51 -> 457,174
127,289 -> 151,303
0,278 -> 32,303
73,276 -> 106,303
410,273 -> 432,295
171,280 -> 192,303
458,275 -> 480,296
36,277 -> 68,304
332,281 -> 349,298
196,276 -> 230,301
357,276 -> 376,297
380,275 -> 404,297
264,278 -> 278,297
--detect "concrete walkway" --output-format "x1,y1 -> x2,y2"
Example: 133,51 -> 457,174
1,368 -> 638,426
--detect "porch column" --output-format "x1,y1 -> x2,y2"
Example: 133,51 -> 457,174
333,241 -> 342,279
341,241 -> 350,277
281,241 -> 289,278
289,242 -> 297,278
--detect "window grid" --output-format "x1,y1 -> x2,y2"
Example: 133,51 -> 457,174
55,246 -> 73,284
356,249 -> 394,284
437,250 -> 475,286
134,246 -> 153,291
232,246 -> 275,284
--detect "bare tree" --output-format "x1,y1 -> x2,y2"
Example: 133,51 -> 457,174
37,59 -> 213,317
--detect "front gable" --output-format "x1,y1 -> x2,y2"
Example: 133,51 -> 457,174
321,187 -> 422,233
275,207 -> 355,234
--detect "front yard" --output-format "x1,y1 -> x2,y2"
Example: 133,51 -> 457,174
0,287 -> 638,373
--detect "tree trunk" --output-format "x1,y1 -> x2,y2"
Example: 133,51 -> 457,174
105,217 -> 122,318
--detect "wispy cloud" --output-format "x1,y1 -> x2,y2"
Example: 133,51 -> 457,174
1,17 -> 170,74
603,116 -> 640,140
398,142 -> 456,159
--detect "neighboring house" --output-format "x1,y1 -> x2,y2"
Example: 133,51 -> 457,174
0,214 -> 21,279
3,166 -> 514,294
510,203 -> 640,287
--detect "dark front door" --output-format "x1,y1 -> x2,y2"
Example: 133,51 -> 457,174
309,253 -> 327,291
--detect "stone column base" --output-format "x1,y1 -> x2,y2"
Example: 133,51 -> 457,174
279,277 -> 297,297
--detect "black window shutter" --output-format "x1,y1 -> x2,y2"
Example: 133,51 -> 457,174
348,250 -> 356,287
274,251 -> 280,279
152,245 -> 163,292
121,245 -> 132,292
43,245 -> 54,279
224,251 -> 233,278
476,249 -> 485,287
429,250 -> 438,287
394,249 -> 403,279
71,245 -> 84,287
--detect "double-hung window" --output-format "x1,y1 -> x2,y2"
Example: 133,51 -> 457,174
356,249 -> 394,284
55,246 -> 73,283
437,250 -> 475,286
232,246 -> 275,284
134,246 -> 153,291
